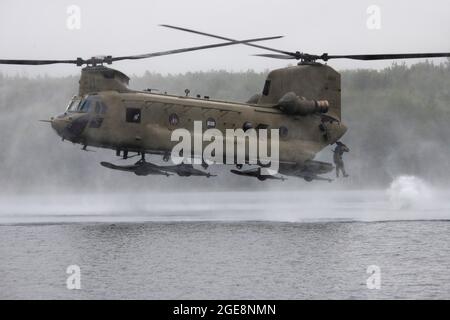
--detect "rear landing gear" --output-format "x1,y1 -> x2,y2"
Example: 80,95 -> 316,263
137,152 -> 146,163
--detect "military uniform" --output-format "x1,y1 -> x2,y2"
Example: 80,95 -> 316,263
333,142 -> 349,177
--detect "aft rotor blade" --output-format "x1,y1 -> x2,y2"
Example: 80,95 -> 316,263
323,52 -> 450,61
254,52 -> 450,62
160,24 -> 295,57
111,36 -> 283,61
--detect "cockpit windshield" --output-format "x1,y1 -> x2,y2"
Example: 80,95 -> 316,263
66,96 -> 93,113
66,97 -> 82,112
66,96 -> 108,114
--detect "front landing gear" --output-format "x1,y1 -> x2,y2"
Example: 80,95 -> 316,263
163,152 -> 170,162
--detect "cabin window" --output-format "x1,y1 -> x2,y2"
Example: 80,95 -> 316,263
262,80 -> 271,96
279,126 -> 289,138
206,117 -> 216,129
169,113 -> 179,126
126,108 -> 141,123
243,121 -> 253,131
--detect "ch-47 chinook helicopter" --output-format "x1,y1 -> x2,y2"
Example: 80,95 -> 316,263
2,25 -> 450,182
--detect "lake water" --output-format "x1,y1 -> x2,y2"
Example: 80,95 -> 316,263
1,177 -> 450,299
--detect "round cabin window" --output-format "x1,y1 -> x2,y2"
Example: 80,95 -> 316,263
279,126 -> 289,138
169,113 -> 179,126
206,117 -> 216,129
242,121 -> 253,131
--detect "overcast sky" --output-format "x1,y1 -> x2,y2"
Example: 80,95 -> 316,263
1,0 -> 449,76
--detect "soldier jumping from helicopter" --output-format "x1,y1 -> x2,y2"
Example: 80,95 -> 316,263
333,141 -> 349,178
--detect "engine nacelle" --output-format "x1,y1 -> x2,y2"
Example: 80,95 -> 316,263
246,93 -> 261,104
276,92 -> 329,116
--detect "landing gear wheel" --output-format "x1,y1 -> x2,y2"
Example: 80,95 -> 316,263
236,164 -> 243,170
163,153 -> 170,162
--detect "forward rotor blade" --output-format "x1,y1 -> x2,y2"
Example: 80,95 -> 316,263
160,24 -> 294,57
0,36 -> 282,66
253,53 -> 296,60
0,59 -> 79,66
323,52 -> 450,61
111,36 -> 283,61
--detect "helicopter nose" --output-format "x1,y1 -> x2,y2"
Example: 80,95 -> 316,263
50,116 -> 67,137
51,113 -> 90,141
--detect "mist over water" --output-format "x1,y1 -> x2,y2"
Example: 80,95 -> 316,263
0,175 -> 448,225
387,175 -> 434,210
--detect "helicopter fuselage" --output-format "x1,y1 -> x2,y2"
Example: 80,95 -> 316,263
49,64 -> 347,171
51,89 -> 347,165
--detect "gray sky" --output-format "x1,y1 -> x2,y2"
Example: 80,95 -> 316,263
1,0 -> 449,76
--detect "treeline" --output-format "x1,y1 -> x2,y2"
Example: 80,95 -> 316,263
0,61 -> 449,193
341,62 -> 450,186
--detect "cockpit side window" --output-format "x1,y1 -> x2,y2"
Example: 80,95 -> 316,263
79,99 -> 91,112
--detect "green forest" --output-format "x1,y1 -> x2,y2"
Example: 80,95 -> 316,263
1,61 -> 450,193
